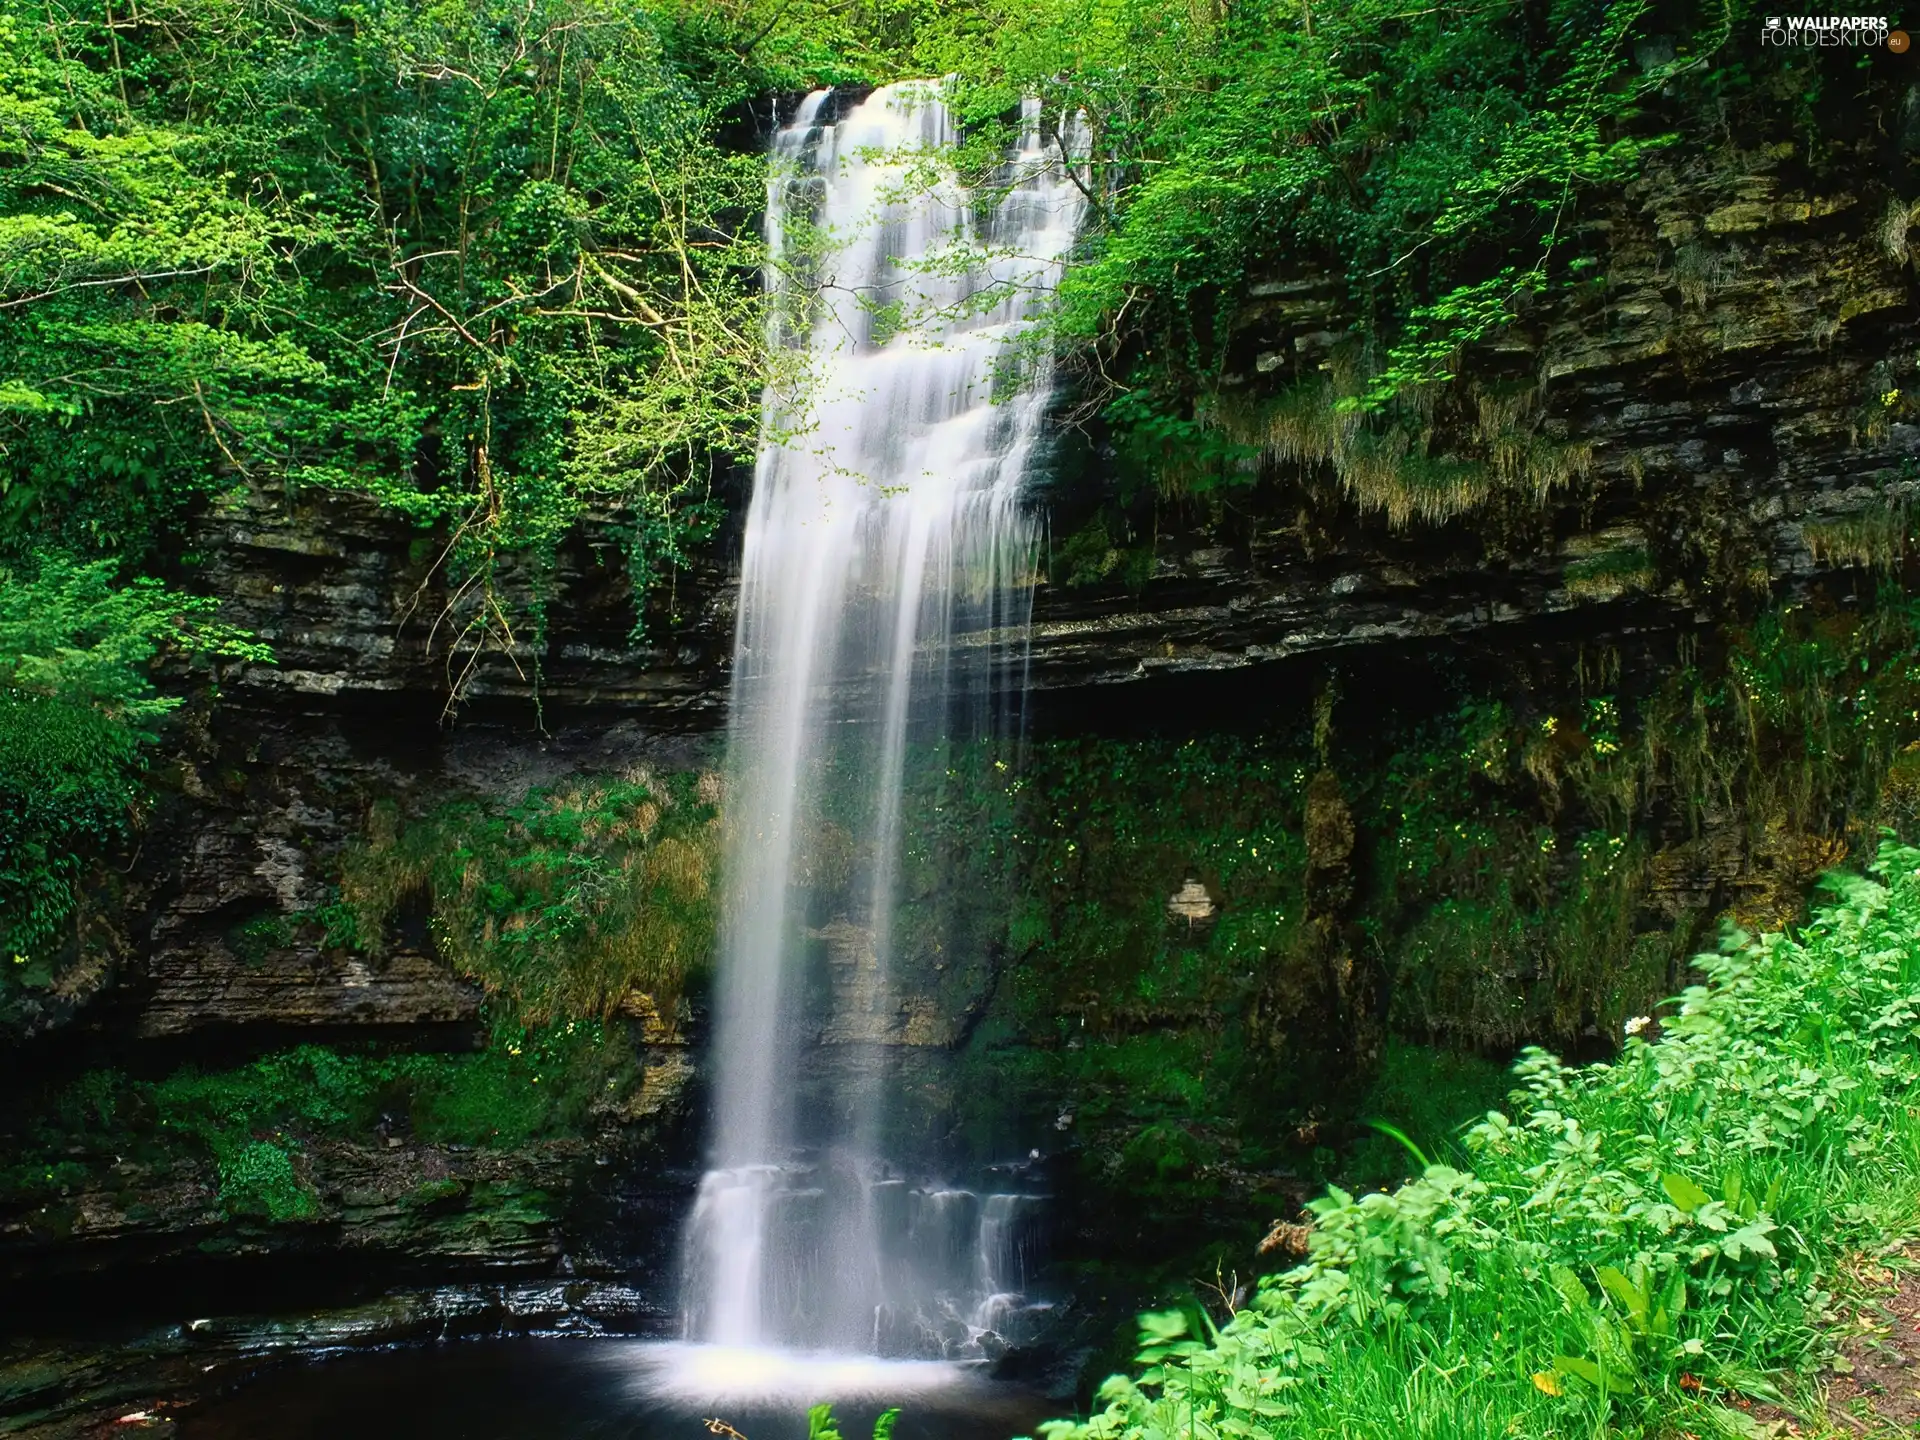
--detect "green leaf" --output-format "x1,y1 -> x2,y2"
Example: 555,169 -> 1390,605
1550,1265 -> 1591,1311
1553,1354 -> 1636,1395
1138,1308 -> 1191,1343
1663,1172 -> 1714,1213
1596,1265 -> 1647,1318
1720,1219 -> 1778,1260
1363,1118 -> 1433,1170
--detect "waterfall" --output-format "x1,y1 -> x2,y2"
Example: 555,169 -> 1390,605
678,81 -> 1085,1357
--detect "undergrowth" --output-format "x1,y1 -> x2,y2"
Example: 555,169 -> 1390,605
338,772 -> 720,1024
0,1023 -> 632,1219
1044,845 -> 1920,1440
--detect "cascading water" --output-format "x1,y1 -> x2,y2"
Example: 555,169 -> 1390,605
677,82 -> 1085,1361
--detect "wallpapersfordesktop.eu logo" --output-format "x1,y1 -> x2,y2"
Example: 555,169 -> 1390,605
1761,14 -> 1906,47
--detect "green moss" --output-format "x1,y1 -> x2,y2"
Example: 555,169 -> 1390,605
339,772 -> 719,1024
407,1177 -> 466,1207
217,1141 -> 315,1222
900,585 -> 1920,1285
0,1022 -> 639,1212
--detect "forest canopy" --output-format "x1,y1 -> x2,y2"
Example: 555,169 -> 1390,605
0,0 -> 771,607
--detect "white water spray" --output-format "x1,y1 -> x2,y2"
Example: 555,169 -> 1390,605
679,82 -> 1085,1357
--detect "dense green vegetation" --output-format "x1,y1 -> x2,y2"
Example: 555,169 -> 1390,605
729,0 -> 1847,524
0,0 -> 1877,972
0,1024 -> 636,1216
2,0 -> 1819,576
3,5 -> 1915,1425
1043,846 -> 1920,1439
1,0 -> 772,584
339,770 -> 720,1022
0,553 -> 267,1004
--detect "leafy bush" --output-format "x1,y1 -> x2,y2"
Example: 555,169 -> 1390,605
1,0 -> 776,655
0,553 -> 267,979
1043,846 -> 1920,1439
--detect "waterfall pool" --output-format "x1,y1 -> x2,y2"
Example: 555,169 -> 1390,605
178,1336 -> 1058,1440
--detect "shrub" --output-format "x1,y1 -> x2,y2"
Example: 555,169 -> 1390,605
0,554 -> 267,989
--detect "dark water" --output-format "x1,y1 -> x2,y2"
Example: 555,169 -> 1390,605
180,1338 -> 1059,1440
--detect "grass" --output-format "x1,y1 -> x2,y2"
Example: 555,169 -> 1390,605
340,772 -> 720,1025
1339,1041 -> 1515,1192
1042,844 -> 1920,1439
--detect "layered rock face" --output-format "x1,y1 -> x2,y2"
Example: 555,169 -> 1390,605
1028,143 -> 1917,691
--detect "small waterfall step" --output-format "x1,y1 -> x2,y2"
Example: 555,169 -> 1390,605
687,1168 -> 1050,1360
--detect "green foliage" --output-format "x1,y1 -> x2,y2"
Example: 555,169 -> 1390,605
0,552 -> 267,984
1042,845 -> 1920,1440
805,1405 -> 899,1440
0,1025 -> 637,1212
1341,1043 -> 1512,1191
1054,512 -> 1156,590
1003,739 -> 1304,1007
610,0 -> 1768,511
905,0 -> 1710,458
407,1019 -> 637,1145
1369,699 -> 1675,1048
1,552 -> 268,720
0,0 -> 778,656
339,771 -> 720,1024
1366,586 -> 1920,1043
217,1140 -> 316,1222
